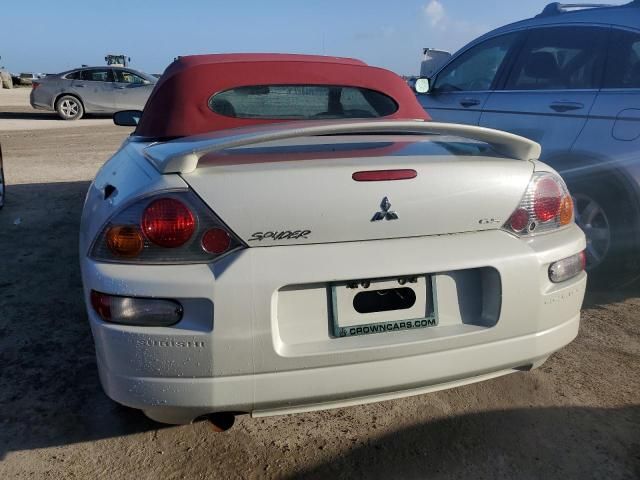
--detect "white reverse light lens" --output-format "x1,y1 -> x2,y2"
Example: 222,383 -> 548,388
548,252 -> 586,283
91,291 -> 183,326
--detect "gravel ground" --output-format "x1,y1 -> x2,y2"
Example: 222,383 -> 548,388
0,104 -> 638,479
0,89 -> 112,131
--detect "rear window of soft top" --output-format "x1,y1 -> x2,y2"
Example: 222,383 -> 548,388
208,85 -> 398,120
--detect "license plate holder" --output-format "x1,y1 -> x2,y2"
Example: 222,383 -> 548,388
330,275 -> 437,338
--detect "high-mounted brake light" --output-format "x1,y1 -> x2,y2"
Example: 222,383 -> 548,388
90,191 -> 245,264
504,172 -> 573,236
352,169 -> 417,182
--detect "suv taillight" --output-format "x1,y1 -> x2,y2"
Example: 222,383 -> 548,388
90,190 -> 245,263
32,82 -> 40,90
503,172 -> 574,236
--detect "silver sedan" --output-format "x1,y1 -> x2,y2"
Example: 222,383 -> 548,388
30,67 -> 157,120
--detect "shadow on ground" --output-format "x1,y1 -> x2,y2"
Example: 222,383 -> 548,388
287,405 -> 639,479
0,182 -> 163,460
0,111 -> 111,121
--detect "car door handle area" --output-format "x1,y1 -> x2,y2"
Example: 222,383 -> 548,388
75,84 -> 86,88
549,101 -> 584,113
459,98 -> 481,108
114,85 -> 126,89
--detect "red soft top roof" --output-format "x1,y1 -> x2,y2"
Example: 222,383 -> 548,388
135,53 -> 429,138
175,53 -> 368,67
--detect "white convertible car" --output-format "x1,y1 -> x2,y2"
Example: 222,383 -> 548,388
80,54 -> 586,427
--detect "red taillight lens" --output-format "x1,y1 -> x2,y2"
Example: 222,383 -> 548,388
32,82 -> 40,90
142,198 -> 195,248
509,208 -> 529,232
201,228 -> 231,254
534,177 -> 562,222
90,290 -> 112,320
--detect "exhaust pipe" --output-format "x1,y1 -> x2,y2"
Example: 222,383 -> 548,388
206,412 -> 235,432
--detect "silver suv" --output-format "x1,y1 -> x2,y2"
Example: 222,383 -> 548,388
417,1 -> 640,283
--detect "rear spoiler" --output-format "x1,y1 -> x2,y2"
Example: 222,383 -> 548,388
143,120 -> 542,174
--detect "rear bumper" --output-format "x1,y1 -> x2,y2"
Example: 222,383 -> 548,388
101,313 -> 579,423
29,89 -> 53,111
81,226 -> 586,423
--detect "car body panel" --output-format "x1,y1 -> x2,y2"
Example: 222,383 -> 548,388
81,218 -> 585,422
181,134 -> 534,245
30,66 -> 156,114
79,55 -> 586,424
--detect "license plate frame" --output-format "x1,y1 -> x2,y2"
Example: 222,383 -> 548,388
329,275 -> 438,338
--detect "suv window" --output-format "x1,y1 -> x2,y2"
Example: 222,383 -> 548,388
80,69 -> 114,82
433,33 -> 519,92
209,85 -> 398,119
604,29 -> 640,89
115,70 -> 146,84
505,27 -> 607,90
65,71 -> 80,80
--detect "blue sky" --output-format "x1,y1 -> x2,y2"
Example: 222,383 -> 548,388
1,0 -> 621,75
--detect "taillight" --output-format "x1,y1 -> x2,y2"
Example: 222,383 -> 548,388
32,82 -> 40,90
142,198 -> 195,247
106,225 -> 144,257
90,290 -> 183,326
201,228 -> 231,254
534,177 -> 562,222
90,191 -> 244,263
548,251 -> 585,283
504,172 -> 573,236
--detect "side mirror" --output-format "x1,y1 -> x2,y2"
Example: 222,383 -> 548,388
113,110 -> 142,127
414,78 -> 431,94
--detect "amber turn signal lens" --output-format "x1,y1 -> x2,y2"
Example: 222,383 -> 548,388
559,195 -> 573,225
106,225 -> 144,257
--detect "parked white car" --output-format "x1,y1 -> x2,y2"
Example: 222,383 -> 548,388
80,54 -> 586,427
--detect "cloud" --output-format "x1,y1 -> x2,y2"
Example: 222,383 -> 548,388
423,0 -> 445,27
420,0 -> 487,48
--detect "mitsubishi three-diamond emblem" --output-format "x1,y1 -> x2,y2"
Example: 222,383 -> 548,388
371,196 -> 399,222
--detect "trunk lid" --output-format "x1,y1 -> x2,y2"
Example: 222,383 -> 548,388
180,135 -> 534,246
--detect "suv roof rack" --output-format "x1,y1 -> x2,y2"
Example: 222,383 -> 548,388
536,2 -> 636,17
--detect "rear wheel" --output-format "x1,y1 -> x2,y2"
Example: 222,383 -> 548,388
56,95 -> 84,120
573,193 -> 611,270
567,176 -> 640,287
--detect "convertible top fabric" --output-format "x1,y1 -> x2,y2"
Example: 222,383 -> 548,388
135,54 -> 430,138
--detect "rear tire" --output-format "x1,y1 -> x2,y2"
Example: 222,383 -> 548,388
567,176 -> 640,288
55,95 -> 84,120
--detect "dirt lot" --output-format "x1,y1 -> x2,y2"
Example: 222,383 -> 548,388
0,97 -> 638,479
